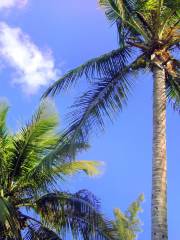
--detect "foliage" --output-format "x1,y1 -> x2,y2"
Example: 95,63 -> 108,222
113,194 -> 144,240
0,100 -> 116,240
43,0 -> 180,145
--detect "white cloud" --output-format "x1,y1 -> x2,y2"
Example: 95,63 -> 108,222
0,0 -> 28,9
0,22 -> 58,94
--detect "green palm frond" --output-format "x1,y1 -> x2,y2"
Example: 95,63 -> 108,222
53,160 -> 101,177
99,0 -> 138,47
16,160 -> 101,195
7,99 -> 59,186
65,72 -> 130,142
138,0 -> 162,11
42,47 -> 131,97
166,74 -> 180,112
99,0 -> 122,22
3,101 -> 102,196
0,102 -> 9,140
0,197 -> 21,239
19,141 -> 91,194
30,135 -> 89,174
62,55 -> 147,144
35,190 -> 116,240
100,0 -> 180,43
99,0 -> 137,21
0,103 -> 11,188
24,222 -> 62,240
159,10 -> 179,39
99,0 -> 151,41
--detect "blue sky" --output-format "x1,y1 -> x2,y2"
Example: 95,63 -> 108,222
0,1 -> 180,239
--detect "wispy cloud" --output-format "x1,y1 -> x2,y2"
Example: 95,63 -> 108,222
0,0 -> 28,9
0,22 -> 58,94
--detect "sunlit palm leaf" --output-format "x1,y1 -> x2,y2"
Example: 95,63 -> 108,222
53,160 -> 101,177
18,141 -> 91,194
16,160 -> 101,195
7,99 -> 59,185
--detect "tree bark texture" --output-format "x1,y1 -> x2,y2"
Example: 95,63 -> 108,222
152,65 -> 168,240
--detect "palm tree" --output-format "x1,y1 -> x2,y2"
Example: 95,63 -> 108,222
43,1 -> 180,239
0,100 -> 116,240
113,194 -> 144,240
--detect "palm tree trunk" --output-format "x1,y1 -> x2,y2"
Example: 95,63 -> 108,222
152,64 -> 168,240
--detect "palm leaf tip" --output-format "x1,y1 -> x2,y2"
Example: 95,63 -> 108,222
54,160 -> 101,178
0,102 -> 9,137
74,160 -> 102,176
42,47 -> 131,98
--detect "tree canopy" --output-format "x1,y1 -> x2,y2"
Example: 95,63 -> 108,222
43,0 -> 179,144
0,100 -> 116,240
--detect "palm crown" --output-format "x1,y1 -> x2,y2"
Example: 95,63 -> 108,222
43,0 -> 179,143
0,100 -> 116,240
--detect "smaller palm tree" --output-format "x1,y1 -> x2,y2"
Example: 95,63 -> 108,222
113,195 -> 144,240
0,100 -> 115,240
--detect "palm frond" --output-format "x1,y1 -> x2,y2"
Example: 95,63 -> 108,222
138,0 -> 161,11
99,0 -> 151,41
18,138 -> 91,195
159,9 -> 178,39
62,55 -> 147,145
0,102 -> 9,140
166,74 -> 180,113
0,197 -> 21,239
42,47 -> 131,97
34,190 -> 117,240
99,0 -> 137,21
7,99 -> 59,186
0,103 -> 11,188
53,160 -> 101,177
99,0 -> 122,22
16,160 -> 101,196
24,222 -> 61,240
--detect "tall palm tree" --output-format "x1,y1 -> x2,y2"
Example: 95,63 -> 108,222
43,1 -> 180,239
0,100 -> 116,240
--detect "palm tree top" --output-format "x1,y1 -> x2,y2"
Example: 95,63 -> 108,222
0,100 -> 116,240
42,0 -> 179,144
